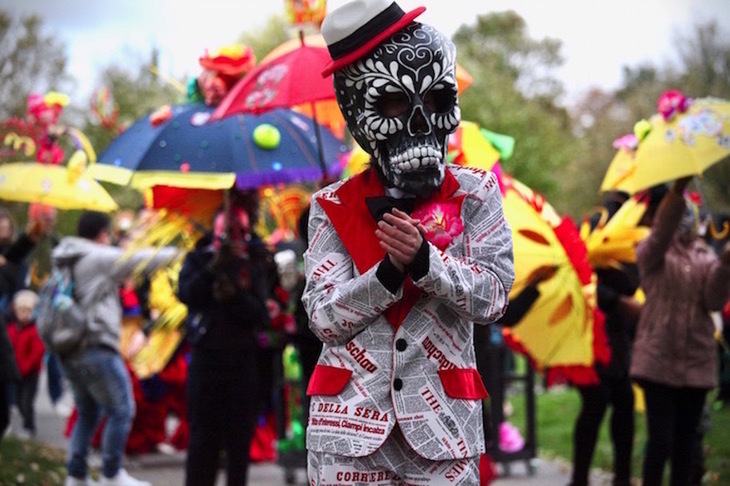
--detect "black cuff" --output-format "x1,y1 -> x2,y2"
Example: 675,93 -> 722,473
406,238 -> 430,281
376,256 -> 406,294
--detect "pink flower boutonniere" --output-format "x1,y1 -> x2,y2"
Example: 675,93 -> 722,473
412,202 -> 464,251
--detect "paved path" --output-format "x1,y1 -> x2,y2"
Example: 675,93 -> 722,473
10,370 -> 612,485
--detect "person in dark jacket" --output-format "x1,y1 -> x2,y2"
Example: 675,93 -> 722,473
0,208 -> 43,441
0,313 -> 20,441
0,207 -> 44,313
177,200 -> 273,486
569,189 -> 659,486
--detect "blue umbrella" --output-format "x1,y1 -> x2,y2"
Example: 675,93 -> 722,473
92,103 -> 349,190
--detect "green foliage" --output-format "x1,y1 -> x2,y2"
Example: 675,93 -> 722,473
0,436 -> 68,485
238,15 -> 292,65
453,13 -> 730,219
0,11 -> 71,119
79,48 -> 185,159
453,12 -> 579,215
572,20 -> 730,216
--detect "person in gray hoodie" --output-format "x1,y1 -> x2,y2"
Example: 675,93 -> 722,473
55,211 -> 181,486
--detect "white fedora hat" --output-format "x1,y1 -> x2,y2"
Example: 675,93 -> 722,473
320,0 -> 426,77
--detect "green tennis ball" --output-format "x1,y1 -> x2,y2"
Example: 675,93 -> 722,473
253,124 -> 281,150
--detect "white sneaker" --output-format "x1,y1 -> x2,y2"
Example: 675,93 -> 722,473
64,476 -> 97,486
54,402 -> 73,418
99,468 -> 151,486
155,441 -> 176,455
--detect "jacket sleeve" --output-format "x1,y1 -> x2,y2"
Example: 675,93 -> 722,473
413,176 -> 515,325
4,233 -> 35,264
79,244 -> 180,284
597,281 -> 620,315
636,191 -> 685,275
109,246 -> 182,282
176,250 -> 215,308
302,198 -> 402,345
499,284 -> 540,327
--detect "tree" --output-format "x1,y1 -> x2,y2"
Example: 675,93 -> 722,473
675,20 -> 730,99
673,21 -> 730,215
565,20 -> 730,221
80,48 -> 184,153
238,15 -> 291,65
74,48 -> 186,211
452,11 -> 581,216
0,10 -> 71,119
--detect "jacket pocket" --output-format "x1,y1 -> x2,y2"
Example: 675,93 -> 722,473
438,368 -> 488,399
306,364 -> 353,396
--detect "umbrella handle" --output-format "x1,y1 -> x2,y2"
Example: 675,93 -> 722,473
309,101 -> 328,179
222,189 -> 231,240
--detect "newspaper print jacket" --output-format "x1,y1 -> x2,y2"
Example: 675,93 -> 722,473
302,165 -> 515,460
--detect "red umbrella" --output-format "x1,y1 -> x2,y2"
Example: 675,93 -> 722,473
211,36 -> 334,119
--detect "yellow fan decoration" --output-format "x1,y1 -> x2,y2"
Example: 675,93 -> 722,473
501,174 -> 601,371
118,209 -> 201,379
580,195 -> 651,270
258,184 -> 312,244
128,266 -> 188,379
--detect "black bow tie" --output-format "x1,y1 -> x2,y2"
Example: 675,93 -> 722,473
365,196 -> 416,222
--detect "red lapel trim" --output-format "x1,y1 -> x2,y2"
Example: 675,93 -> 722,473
317,169 -> 385,274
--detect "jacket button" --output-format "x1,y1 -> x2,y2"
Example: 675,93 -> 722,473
395,338 -> 407,351
393,378 -> 403,391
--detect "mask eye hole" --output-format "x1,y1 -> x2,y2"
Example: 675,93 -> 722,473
376,92 -> 410,117
424,88 -> 455,114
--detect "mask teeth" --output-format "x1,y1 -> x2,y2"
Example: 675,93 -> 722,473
391,146 -> 442,173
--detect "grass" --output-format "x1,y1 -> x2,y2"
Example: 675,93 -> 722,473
0,436 -> 67,485
505,363 -> 730,483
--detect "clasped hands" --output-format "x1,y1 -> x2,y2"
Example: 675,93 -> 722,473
375,208 -> 426,273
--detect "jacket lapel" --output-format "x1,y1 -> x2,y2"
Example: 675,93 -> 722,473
316,169 -> 463,329
317,169 -> 385,274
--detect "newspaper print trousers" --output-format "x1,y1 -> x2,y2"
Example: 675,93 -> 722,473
308,426 -> 480,485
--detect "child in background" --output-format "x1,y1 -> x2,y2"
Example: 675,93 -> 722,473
7,289 -> 45,438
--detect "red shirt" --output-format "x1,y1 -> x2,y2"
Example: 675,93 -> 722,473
7,321 -> 45,378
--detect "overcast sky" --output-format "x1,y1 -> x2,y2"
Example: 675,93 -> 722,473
6,0 -> 729,106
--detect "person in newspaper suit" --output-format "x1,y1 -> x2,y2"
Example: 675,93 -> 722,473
302,1 -> 515,483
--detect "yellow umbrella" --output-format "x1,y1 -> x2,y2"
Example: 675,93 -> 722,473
500,174 -> 603,372
601,94 -> 730,194
0,155 -> 118,212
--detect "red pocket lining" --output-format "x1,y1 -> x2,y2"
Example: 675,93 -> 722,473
306,364 -> 353,396
438,368 -> 488,399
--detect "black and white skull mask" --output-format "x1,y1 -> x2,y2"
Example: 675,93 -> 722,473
333,22 -> 460,195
